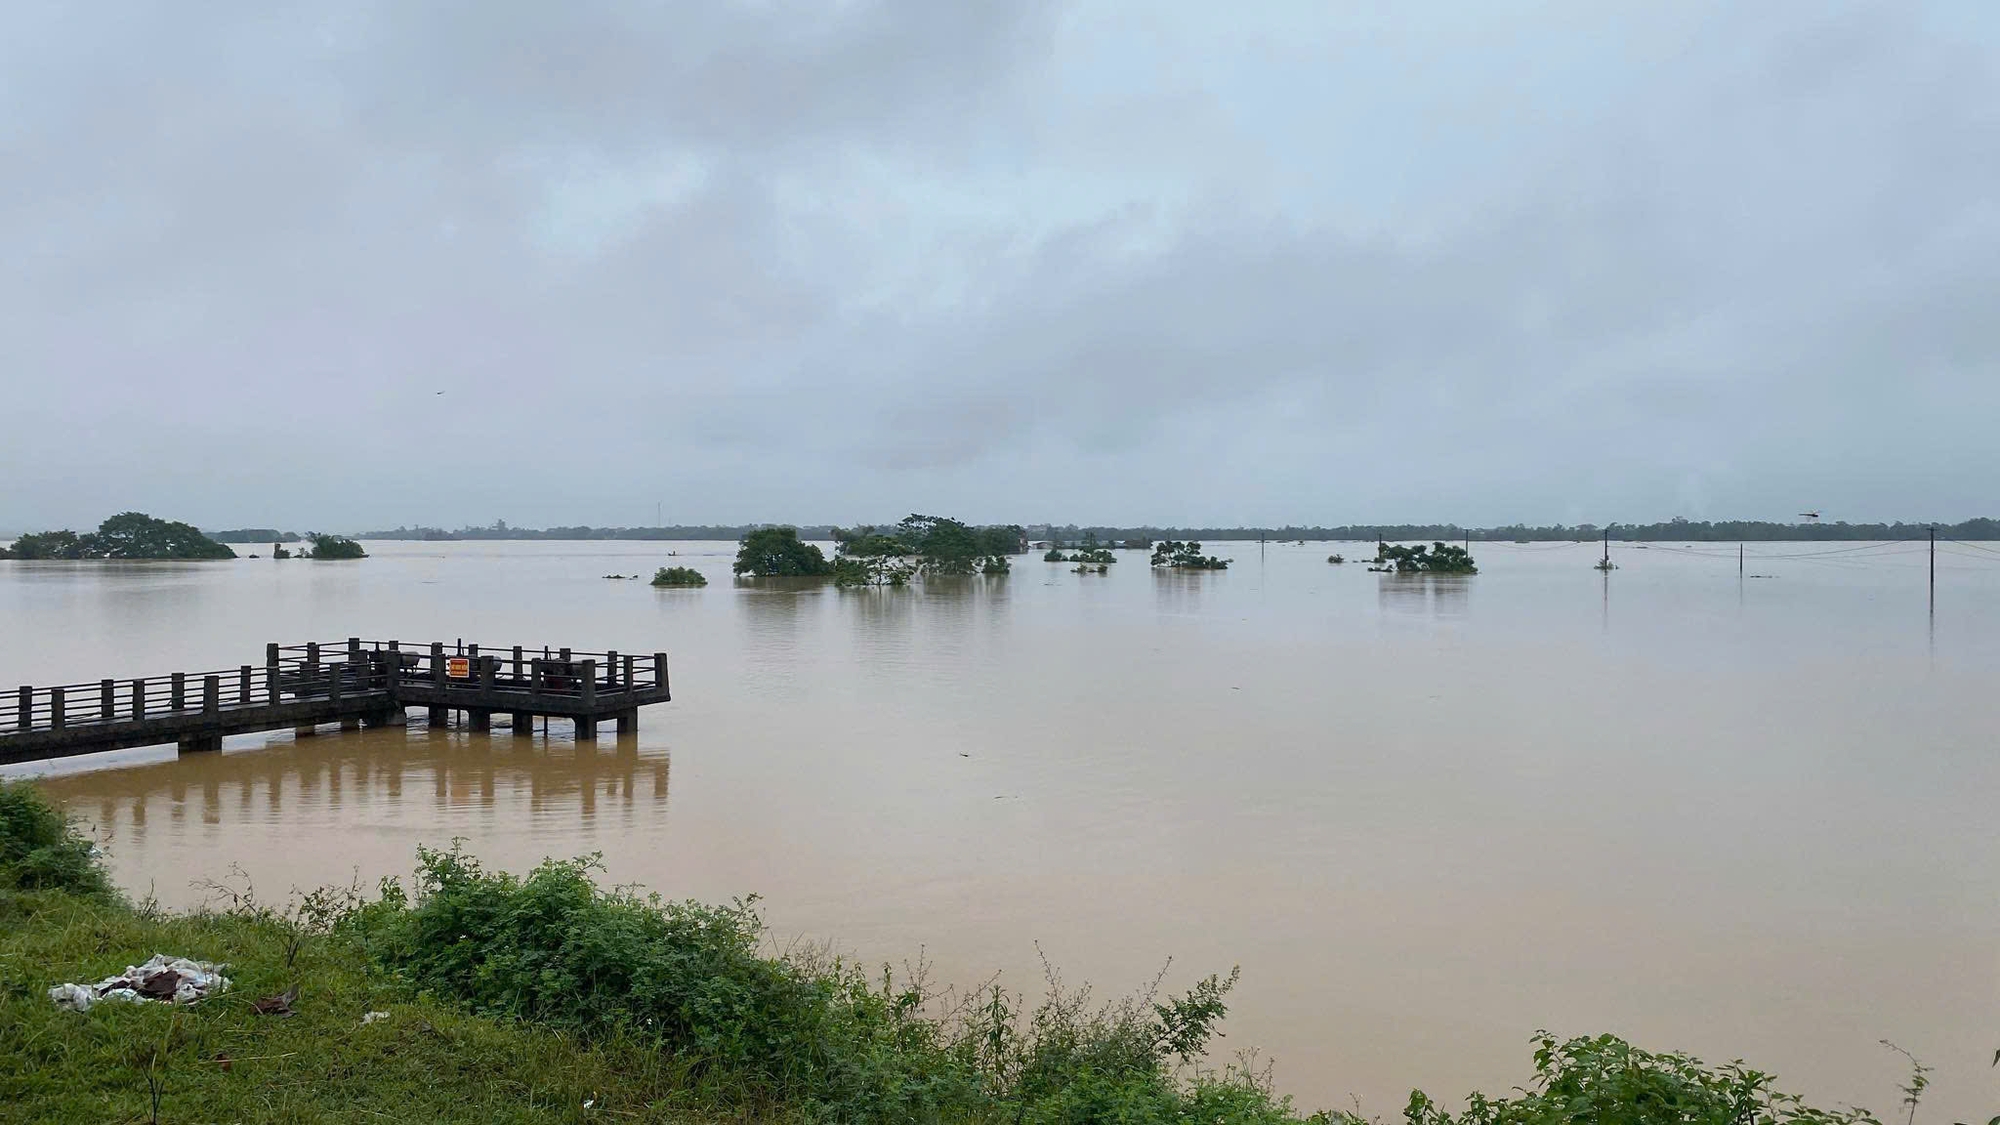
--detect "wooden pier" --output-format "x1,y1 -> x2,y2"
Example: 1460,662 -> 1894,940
1,639 -> 670,766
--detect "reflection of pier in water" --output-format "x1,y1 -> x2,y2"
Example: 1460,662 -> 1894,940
34,727 -> 671,850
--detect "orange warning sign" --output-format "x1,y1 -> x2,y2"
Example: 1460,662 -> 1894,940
446,657 -> 470,679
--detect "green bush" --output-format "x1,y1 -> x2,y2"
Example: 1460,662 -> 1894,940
650,566 -> 708,587
345,845 -> 1296,1123
1386,1032 -> 1889,1125
0,781 -> 113,898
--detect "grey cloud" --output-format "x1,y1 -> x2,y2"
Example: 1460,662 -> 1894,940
1,1 -> 1995,530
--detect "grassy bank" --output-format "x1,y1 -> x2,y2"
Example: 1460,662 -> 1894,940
1,780 -> 1909,1124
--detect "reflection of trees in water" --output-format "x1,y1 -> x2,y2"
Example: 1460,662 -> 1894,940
826,573 -> 1014,677
735,578 -> 829,694
37,727 -> 671,847
1151,567 -> 1218,615
1375,574 -> 1472,617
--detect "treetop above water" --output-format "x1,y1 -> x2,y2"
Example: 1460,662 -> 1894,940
0,512 -> 236,560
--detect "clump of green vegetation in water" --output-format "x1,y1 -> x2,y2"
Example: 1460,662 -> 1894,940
649,566 -> 707,587
1372,542 -> 1477,574
833,555 -> 915,587
0,512 -> 236,560
306,533 -> 367,560
1594,557 -> 1618,572
1044,547 -> 1066,562
734,525 -> 833,577
1150,540 -> 1230,569
831,514 -> 1019,582
1072,562 -> 1109,574
271,541 -> 291,559
1327,554 -> 1346,564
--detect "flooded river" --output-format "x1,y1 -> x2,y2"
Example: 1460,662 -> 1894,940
4,539 -> 1997,1118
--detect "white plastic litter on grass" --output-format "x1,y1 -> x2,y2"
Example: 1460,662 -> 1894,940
48,954 -> 230,1011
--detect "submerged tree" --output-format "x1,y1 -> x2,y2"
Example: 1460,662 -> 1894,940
1372,542 -> 1477,574
2,514 -> 235,560
831,514 -> 1017,580
3,530 -> 85,559
734,526 -> 832,577
650,566 -> 708,587
1149,540 -> 1230,570
306,533 -> 367,560
832,555 -> 914,587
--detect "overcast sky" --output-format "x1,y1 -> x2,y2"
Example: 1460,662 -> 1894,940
3,1 -> 1996,532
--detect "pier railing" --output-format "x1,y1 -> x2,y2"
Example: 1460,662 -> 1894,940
272,639 -> 669,701
5,638 -> 669,739
5,663 -> 300,735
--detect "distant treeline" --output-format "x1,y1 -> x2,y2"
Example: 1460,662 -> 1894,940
204,528 -> 302,543
1030,518 -> 2000,542
207,517 -> 2000,544
357,523 -> 844,542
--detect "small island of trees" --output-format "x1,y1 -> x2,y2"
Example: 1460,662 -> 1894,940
1372,542 -> 1478,574
1149,540 -> 1230,570
829,514 -> 1021,586
733,527 -> 835,577
0,512 -> 237,560
306,533 -> 367,560
731,515 -> 1024,586
651,566 -> 708,587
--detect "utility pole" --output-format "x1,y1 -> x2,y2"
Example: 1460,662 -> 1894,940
1930,524 -> 1937,610
1738,542 -> 1743,577
1602,528 -> 1610,568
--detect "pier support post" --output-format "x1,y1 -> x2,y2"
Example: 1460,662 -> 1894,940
468,709 -> 491,732
616,709 -> 637,735
575,716 -> 598,740
427,706 -> 449,729
101,679 -> 114,721
362,706 -> 406,728
16,686 -> 28,732
511,712 -> 534,734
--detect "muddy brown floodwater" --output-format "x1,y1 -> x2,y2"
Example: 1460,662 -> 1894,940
5,539 -> 1998,1118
